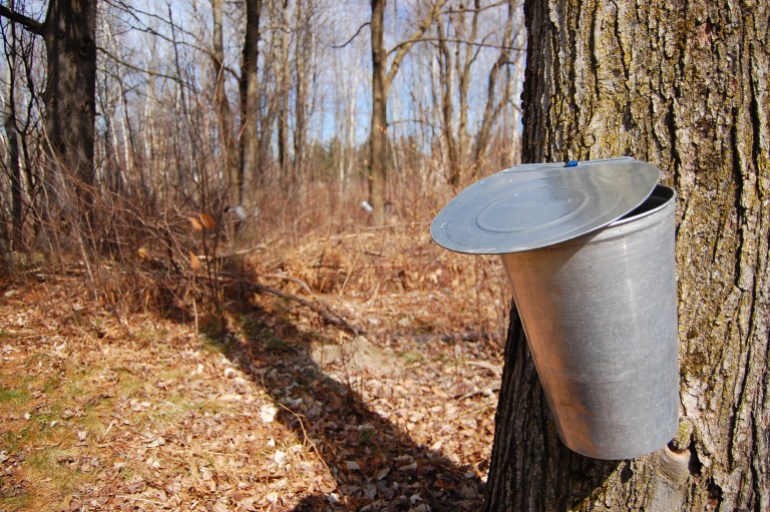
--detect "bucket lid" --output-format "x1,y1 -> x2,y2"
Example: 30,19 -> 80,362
430,157 -> 660,254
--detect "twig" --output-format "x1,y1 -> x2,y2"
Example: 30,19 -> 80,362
116,495 -> 164,506
333,21 -> 370,49
195,244 -> 267,261
263,273 -> 315,297
276,402 -> 337,490
466,360 -> 502,376
454,384 -> 501,400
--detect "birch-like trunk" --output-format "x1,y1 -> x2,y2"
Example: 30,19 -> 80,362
485,0 -> 769,510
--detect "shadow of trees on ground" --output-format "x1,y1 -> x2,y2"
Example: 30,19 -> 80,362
214,277 -> 485,511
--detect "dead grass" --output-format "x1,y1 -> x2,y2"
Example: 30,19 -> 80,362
0,194 -> 512,511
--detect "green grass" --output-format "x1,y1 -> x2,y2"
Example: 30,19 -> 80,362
0,387 -> 28,404
397,350 -> 424,365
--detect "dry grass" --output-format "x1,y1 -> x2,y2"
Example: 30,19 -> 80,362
0,178 -> 513,511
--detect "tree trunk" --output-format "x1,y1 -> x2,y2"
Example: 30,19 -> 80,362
239,0 -> 261,203
42,0 -> 97,212
3,7 -> 24,250
368,0 -> 447,224
436,18 -> 460,188
210,0 -> 237,206
485,0 -> 769,510
292,0 -> 311,182
369,0 -> 388,225
275,0 -> 291,193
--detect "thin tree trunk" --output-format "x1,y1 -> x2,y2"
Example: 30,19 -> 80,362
7,112 -> 23,250
274,0 -> 291,192
210,0 -> 236,205
485,1 -> 770,510
369,0 -> 387,225
293,0 -> 311,183
239,0 -> 261,203
436,19 -> 460,187
3,6 -> 24,249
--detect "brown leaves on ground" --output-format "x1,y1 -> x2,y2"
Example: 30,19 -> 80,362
0,223 -> 508,511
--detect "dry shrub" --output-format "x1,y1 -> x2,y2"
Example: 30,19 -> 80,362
5,160 -> 511,344
241,173 -> 512,344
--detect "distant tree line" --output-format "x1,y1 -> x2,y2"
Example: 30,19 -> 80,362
0,0 -> 525,252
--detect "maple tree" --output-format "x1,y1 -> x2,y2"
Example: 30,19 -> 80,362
485,0 -> 769,509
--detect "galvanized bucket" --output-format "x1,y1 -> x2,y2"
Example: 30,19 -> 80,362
500,185 -> 679,459
431,159 -> 679,459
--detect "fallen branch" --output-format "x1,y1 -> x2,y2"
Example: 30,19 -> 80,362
262,273 -> 315,297
454,384 -> 501,401
466,360 -> 502,376
196,245 -> 267,261
225,277 -> 362,337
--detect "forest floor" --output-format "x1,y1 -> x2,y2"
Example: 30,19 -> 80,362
0,222 -> 511,511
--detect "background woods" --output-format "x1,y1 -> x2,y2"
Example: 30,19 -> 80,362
0,0 -> 525,251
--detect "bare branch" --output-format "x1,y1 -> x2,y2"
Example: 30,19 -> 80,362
442,0 -> 508,16
387,0 -> 449,87
332,21 -> 370,49
0,5 -> 44,35
389,37 -> 524,56
97,46 -> 192,86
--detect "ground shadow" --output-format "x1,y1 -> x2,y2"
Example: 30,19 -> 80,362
216,274 -> 485,511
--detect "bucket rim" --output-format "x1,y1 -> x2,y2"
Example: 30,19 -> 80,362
430,158 -> 661,255
607,184 -> 675,228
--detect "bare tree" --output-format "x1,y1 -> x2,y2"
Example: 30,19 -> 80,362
368,0 -> 447,225
433,0 -> 522,188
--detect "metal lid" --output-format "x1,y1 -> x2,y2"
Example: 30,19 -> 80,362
430,157 -> 661,254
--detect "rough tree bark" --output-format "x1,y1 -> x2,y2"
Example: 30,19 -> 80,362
0,0 -> 97,214
484,0 -> 769,510
42,0 -> 97,211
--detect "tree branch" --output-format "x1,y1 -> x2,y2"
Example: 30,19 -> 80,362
333,21 -> 370,49
387,0 -> 449,87
388,37 -> 524,57
0,5 -> 44,35
97,46 -> 194,87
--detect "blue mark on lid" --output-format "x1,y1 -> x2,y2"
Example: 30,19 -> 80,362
565,160 -> 579,168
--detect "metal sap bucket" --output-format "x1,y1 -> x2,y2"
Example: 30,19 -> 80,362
501,184 -> 678,459
431,158 -> 679,459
